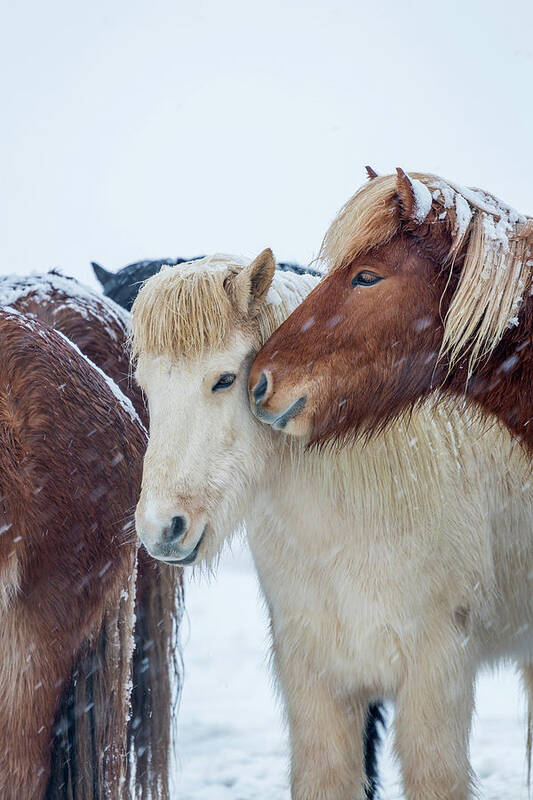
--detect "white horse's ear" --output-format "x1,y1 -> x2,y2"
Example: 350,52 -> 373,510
227,248 -> 276,315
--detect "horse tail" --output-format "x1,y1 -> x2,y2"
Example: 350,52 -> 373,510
45,564 -> 137,800
128,550 -> 184,800
522,664 -> 533,791
364,701 -> 387,800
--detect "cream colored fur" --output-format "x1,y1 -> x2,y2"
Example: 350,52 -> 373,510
133,254 -> 533,800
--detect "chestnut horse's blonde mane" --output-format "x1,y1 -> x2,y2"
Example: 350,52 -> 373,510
131,253 -> 320,361
321,172 -> 533,375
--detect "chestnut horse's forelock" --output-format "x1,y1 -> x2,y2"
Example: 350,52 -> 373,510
1,274 -> 182,800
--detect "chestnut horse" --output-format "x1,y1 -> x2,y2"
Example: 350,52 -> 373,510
248,168 -> 533,449
0,272 -> 182,799
131,253 -> 533,800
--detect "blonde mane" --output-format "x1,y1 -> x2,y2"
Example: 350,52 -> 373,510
131,254 -> 320,361
321,172 -> 533,375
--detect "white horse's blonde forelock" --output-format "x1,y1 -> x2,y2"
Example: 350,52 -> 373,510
321,172 -> 533,376
130,254 -> 317,363
130,256 -> 237,362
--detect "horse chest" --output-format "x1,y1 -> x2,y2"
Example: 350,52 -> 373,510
248,512 -> 423,694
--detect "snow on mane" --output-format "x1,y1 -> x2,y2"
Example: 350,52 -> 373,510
410,177 -> 433,223
427,177 -> 531,373
162,252 -> 249,278
267,266 -> 320,310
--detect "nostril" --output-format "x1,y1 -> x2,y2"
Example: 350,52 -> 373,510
253,371 -> 269,404
163,515 -> 187,545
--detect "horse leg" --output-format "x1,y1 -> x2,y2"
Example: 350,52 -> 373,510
274,642 -> 369,800
363,702 -> 386,799
521,662 -> 533,785
394,633 -> 475,800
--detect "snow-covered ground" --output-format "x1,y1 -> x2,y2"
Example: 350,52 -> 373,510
174,542 -> 530,800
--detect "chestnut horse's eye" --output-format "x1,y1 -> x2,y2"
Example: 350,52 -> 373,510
352,271 -> 383,287
212,372 -> 236,392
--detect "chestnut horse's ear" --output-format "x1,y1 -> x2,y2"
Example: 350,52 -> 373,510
225,248 -> 276,316
365,165 -> 379,179
395,167 -> 432,227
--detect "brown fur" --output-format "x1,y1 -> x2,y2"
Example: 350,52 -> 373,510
249,170 -> 533,449
1,273 -> 182,799
45,586 -> 136,800
7,272 -> 144,417
0,308 -> 144,798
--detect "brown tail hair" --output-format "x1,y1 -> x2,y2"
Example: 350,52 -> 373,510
45,554 -> 183,800
45,567 -> 136,800
128,554 -> 183,800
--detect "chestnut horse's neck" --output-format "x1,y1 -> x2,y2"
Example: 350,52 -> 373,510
446,293 -> 533,451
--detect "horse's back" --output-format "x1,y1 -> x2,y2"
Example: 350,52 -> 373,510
0,271 -> 146,423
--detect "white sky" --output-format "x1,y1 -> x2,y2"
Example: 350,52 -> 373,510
2,0 -> 532,287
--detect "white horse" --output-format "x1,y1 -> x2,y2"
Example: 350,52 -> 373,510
132,251 -> 533,800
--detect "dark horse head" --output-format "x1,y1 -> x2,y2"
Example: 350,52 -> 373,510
92,257 -> 205,310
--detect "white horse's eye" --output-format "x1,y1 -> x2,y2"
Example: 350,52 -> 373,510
212,372 -> 236,392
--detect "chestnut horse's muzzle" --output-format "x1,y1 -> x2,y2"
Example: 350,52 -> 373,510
249,369 -> 307,431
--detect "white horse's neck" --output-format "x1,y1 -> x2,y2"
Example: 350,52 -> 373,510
251,392 -> 528,551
